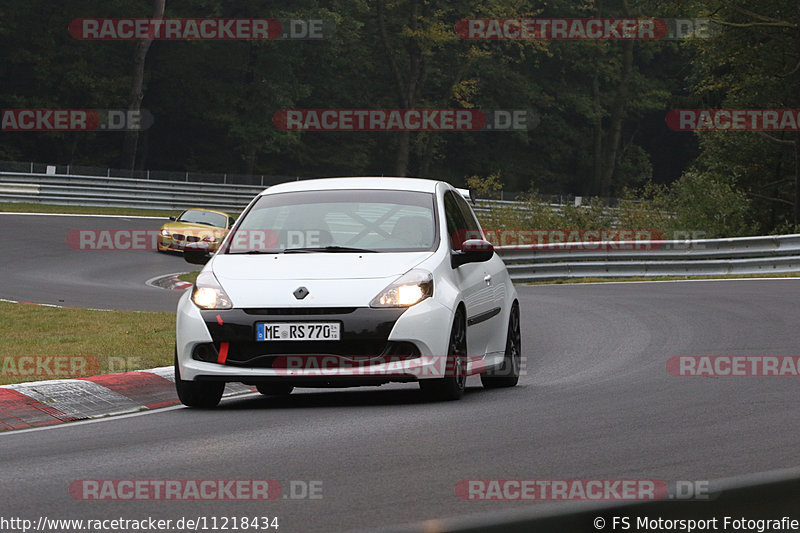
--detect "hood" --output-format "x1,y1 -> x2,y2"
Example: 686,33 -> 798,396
211,251 -> 433,307
212,251 -> 432,281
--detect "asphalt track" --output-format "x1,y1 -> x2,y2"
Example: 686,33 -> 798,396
0,213 -> 185,311
1,214 -> 799,531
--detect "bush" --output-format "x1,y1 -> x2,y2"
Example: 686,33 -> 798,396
467,171 -> 757,239
669,171 -> 754,238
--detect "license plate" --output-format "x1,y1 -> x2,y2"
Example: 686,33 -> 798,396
256,322 -> 341,341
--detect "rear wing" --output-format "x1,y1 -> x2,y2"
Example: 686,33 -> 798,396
456,188 -> 476,205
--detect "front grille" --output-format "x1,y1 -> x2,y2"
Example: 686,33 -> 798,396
173,234 -> 185,241
219,340 -> 420,367
224,339 -> 386,361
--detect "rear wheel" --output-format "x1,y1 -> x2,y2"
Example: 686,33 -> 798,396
481,302 -> 521,388
256,384 -> 294,396
174,352 -> 224,408
420,307 -> 467,401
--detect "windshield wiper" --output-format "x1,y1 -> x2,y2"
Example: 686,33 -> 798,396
227,249 -> 281,255
284,246 -> 377,253
227,246 -> 378,254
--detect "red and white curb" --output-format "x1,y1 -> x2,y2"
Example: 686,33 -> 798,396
145,273 -> 194,291
0,367 -> 255,431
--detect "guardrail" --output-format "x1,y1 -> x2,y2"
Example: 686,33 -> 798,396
0,171 -> 523,213
381,466 -> 800,533
0,171 -> 265,211
3,171 -> 799,280
494,234 -> 800,281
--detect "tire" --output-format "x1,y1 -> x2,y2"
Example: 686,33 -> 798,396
174,352 -> 224,408
481,301 -> 521,389
420,307 -> 467,401
256,384 -> 294,396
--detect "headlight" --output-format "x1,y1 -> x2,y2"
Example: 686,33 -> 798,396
191,271 -> 232,309
370,269 -> 433,308
160,229 -> 171,236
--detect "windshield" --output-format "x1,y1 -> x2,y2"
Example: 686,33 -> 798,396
177,210 -> 228,228
225,189 -> 437,253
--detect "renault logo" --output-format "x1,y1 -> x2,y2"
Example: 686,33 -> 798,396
293,286 -> 309,300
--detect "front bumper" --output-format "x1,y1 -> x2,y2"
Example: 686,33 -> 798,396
158,234 -> 220,252
175,291 -> 455,384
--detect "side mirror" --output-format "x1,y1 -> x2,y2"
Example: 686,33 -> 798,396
184,243 -> 212,265
169,215 -> 177,221
451,239 -> 494,268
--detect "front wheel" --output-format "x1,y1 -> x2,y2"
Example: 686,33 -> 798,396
420,307 -> 467,401
174,352 -> 224,408
481,302 -> 521,388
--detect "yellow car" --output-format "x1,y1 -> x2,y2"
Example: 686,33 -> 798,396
157,208 -> 234,253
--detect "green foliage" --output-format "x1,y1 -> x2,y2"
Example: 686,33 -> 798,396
472,170 -> 753,238
676,0 -> 799,233
0,0 -> 797,234
466,171 -> 503,197
670,171 -> 754,238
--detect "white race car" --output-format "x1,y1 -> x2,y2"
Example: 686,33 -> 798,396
175,177 -> 521,407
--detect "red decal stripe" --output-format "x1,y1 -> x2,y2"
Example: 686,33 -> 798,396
217,342 -> 229,364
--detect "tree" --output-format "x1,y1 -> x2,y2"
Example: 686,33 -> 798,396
121,0 -> 165,171
681,0 -> 800,229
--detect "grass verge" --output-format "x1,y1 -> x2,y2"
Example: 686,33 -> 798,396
177,271 -> 199,284
0,201 -> 177,218
0,301 -> 174,385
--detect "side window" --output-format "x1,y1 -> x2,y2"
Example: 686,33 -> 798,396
443,191 -> 468,250
454,192 -> 482,235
